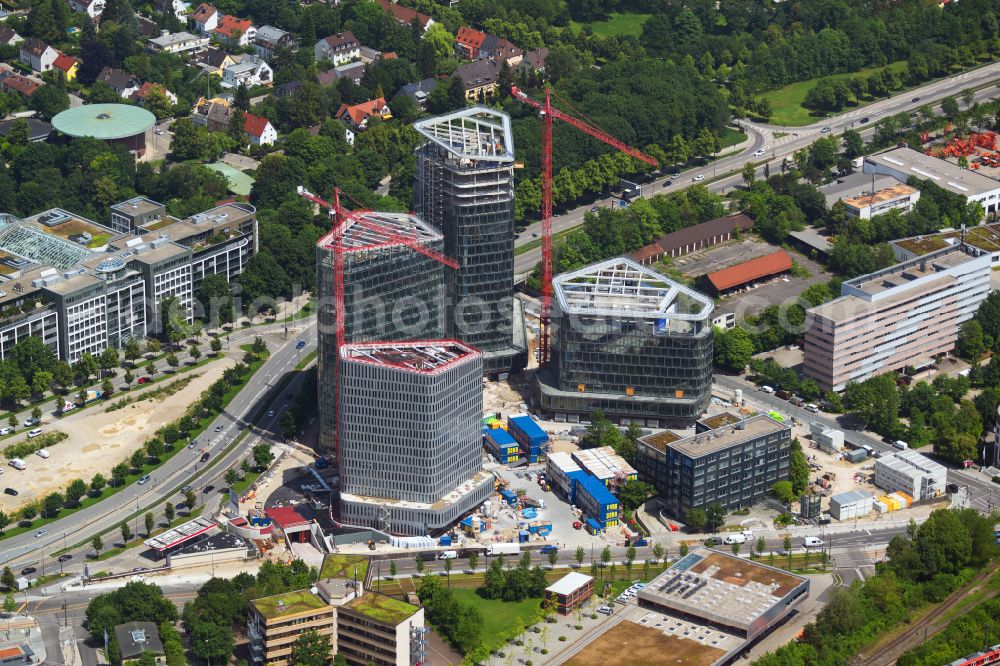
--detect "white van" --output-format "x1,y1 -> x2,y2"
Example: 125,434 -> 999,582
803,536 -> 823,548
8,458 -> 26,470
760,385 -> 775,394
438,550 -> 458,560
893,440 -> 908,450
27,428 -> 42,438
36,449 -> 49,459
805,403 -> 819,413
722,533 -> 748,545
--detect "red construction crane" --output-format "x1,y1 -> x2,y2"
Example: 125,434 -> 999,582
510,86 -> 659,366
296,185 -> 457,461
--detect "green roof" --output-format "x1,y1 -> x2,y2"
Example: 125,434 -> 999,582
205,162 -> 255,196
52,104 -> 155,140
319,554 -> 370,581
346,594 -> 419,626
251,590 -> 328,619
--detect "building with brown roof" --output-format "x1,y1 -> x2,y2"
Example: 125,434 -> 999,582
0,68 -> 41,98
0,25 -> 24,47
97,66 -> 139,98
189,3 -> 218,32
454,26 -> 487,60
336,97 -> 390,143
704,249 -> 792,295
518,47 -> 548,76
842,183 -> 920,220
376,0 -> 433,31
454,59 -> 499,100
314,31 -> 360,66
19,37 -> 58,72
632,213 -> 755,265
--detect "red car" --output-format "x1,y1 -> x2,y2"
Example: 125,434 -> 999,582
138,377 -> 151,384
573,521 -> 582,530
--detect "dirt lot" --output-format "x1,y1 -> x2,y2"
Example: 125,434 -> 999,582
566,621 -> 726,666
1,357 -> 236,511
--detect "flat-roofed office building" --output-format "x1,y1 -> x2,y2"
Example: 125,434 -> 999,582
804,245 -> 990,391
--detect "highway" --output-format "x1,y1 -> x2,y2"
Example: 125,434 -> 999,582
513,60 -> 1000,277
0,318 -> 318,571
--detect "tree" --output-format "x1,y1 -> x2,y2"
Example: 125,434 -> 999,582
290,630 -> 330,666
65,478 -> 87,506
130,448 -> 146,471
731,542 -> 741,557
210,338 -> 223,355
790,439 -> 810,495
742,162 -> 756,187
548,549 -> 558,569
1,567 -> 15,591
43,492 -> 63,518
685,507 -> 707,532
468,552 -> 478,573
942,96 -> 960,119
165,503 -> 175,523
124,370 -> 134,388
31,405 -> 42,422
651,542 -> 664,563
771,480 -> 795,504
844,374 -> 900,435
842,129 -> 865,159
279,411 -> 297,440
92,535 -> 103,556
101,377 -> 113,399
3,593 -> 16,616
145,512 -> 155,536
184,490 -> 197,511
756,536 -> 766,558
575,546 -> 585,568
120,521 -> 132,544
90,473 -> 107,495
111,462 -> 129,487
165,353 -> 179,371
19,503 -> 37,522
29,85 -> 70,120
100,348 -> 120,377
415,556 -> 424,575
617,479 -> 651,511
252,444 -> 274,470
956,320 -> 986,360
783,535 -> 793,567
0,512 -> 9,536
225,469 -> 240,487
714,326 -> 755,372
443,556 -> 453,586
705,503 -> 725,532
31,371 -> 52,399
600,546 -> 611,569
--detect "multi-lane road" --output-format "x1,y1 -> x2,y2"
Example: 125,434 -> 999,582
0,319 -> 318,570
513,60 -> 1000,277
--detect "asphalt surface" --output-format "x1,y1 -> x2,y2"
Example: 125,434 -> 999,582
0,319 -> 318,571
513,61 -> 1000,277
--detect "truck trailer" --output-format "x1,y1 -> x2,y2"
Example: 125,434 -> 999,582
487,543 -> 521,556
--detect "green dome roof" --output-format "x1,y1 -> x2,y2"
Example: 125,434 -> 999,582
52,103 -> 155,140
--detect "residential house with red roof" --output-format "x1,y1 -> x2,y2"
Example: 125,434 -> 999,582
52,53 -> 80,81
454,26 -> 486,60
314,31 -> 360,66
376,0 -> 433,32
19,38 -> 58,73
0,67 -> 41,99
189,3 -> 218,33
243,113 -> 277,146
131,82 -> 179,106
336,97 -> 390,145
213,15 -> 256,47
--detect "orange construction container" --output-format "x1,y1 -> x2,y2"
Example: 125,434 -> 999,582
894,491 -> 913,507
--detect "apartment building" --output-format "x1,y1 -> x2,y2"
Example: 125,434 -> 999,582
0,199 -> 257,361
804,245 -> 990,391
873,449 -> 946,500
248,590 -> 335,666
637,414 -> 791,519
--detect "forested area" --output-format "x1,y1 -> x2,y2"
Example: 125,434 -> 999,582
754,508 -> 998,666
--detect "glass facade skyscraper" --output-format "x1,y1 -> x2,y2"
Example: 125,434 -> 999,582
413,107 -> 527,376
537,257 -> 715,427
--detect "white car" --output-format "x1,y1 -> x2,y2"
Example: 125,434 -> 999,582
753,149 -> 766,157
821,126 -> 832,133
0,427 -> 12,436
27,428 -> 42,438
693,174 -> 705,182
23,417 -> 38,427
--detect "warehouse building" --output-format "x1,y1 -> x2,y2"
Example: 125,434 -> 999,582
829,489 -> 874,521
537,257 -> 715,427
864,147 -> 1000,215
632,213 -> 754,265
637,414 -> 791,519
315,210 -> 447,455
413,107 -> 527,377
635,548 -> 808,660
337,341 -> 494,535
804,245 -> 990,391
873,449 -> 946,500
704,249 -> 793,296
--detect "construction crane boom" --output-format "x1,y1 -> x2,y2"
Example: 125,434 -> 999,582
510,87 -> 659,366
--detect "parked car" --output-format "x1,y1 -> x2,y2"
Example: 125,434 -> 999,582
23,417 -> 38,427
597,606 -> 613,615
0,427 -> 12,435
21,567 -> 36,575
573,521 -> 583,530
759,385 -> 775,394
803,536 -> 823,548
180,485 -> 192,493
27,428 -> 42,438
35,529 -> 47,538
137,475 -> 150,485
175,502 -> 187,511
203,485 -> 215,493
805,403 -> 819,413
704,537 -> 721,546
137,377 -> 151,384
4,487 -> 17,496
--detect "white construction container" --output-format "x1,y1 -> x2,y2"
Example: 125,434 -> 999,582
829,490 -> 873,521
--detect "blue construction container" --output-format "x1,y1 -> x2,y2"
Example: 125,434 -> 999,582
518,530 -> 530,542
575,474 -> 620,529
483,428 -> 520,464
508,415 -> 548,463
439,534 -> 453,546
500,489 -> 518,505
565,470 -> 589,504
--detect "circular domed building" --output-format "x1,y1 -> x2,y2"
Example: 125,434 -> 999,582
51,103 -> 156,157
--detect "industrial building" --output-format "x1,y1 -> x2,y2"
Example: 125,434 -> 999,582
637,414 -> 792,519
864,147 -> 1000,215
572,445 -> 637,487
804,245 -> 990,391
829,489 -> 874,521
0,200 -> 256,362
337,341 -> 494,535
544,572 -> 594,614
841,183 -> 921,219
634,548 -> 808,660
413,107 -> 527,377
873,449 -> 946,500
537,257 -> 715,427
315,210 -> 447,455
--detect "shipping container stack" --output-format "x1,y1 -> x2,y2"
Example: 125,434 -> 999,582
546,452 -> 583,498
575,474 -> 620,533
483,427 -> 521,464
508,414 -> 549,463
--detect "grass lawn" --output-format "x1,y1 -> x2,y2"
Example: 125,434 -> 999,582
718,127 -> 748,149
569,12 -> 651,38
762,61 -> 908,126
448,588 -> 542,650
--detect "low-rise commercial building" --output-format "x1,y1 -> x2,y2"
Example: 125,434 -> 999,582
544,572 -> 594,614
804,245 -> 990,391
637,414 -> 791,519
842,183 -> 920,219
864,147 -> 1000,215
635,548 -> 808,660
248,591 -> 335,666
873,449 -> 946,500
632,214 -> 754,265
